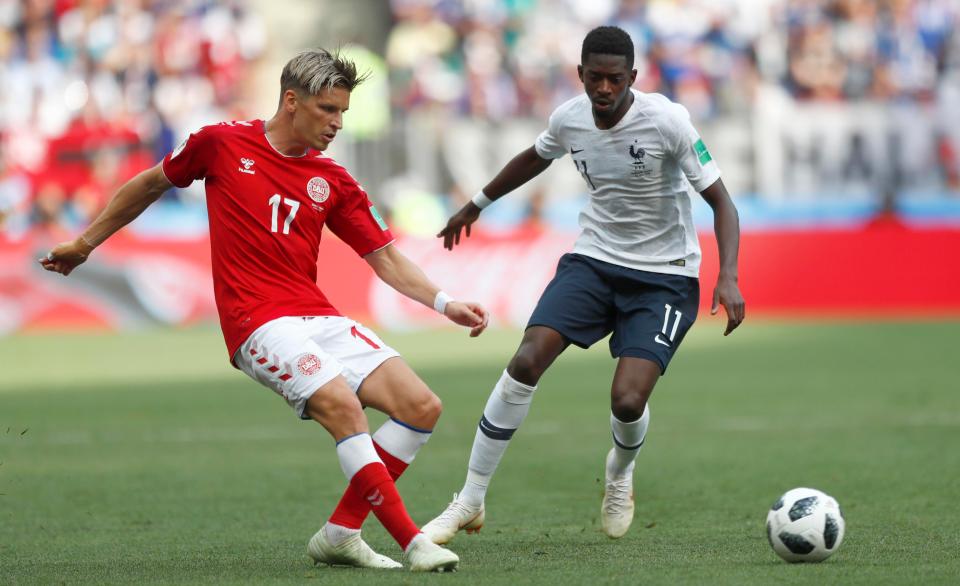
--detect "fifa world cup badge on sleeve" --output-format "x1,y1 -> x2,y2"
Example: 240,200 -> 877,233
369,205 -> 388,231
694,139 -> 712,165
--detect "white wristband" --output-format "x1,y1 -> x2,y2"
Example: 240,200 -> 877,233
433,291 -> 454,315
471,190 -> 493,209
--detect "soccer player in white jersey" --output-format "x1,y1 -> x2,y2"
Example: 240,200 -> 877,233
423,26 -> 745,542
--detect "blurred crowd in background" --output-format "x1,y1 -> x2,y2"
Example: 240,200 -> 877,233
386,0 -> 959,120
0,0 -> 265,240
2,0 -> 959,240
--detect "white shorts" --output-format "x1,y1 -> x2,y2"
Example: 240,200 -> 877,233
234,316 -> 400,419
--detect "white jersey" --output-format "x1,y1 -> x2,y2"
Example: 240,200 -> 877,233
535,89 -> 721,277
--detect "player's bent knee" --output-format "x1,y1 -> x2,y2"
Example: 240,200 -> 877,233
390,388 -> 442,429
304,379 -> 368,438
611,393 -> 649,422
425,392 -> 443,420
507,350 -> 547,386
508,328 -> 566,385
410,392 -> 443,428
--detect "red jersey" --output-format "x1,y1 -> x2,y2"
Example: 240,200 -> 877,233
161,120 -> 394,361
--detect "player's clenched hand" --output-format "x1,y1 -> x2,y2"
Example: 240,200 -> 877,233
444,301 -> 490,337
437,203 -> 481,250
38,237 -> 95,276
711,275 -> 745,336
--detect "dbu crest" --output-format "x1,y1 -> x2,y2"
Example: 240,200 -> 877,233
297,353 -> 323,376
307,177 -> 330,203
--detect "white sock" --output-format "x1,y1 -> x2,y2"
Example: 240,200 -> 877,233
607,406 -> 650,478
323,522 -> 360,547
372,418 -> 432,464
458,370 -> 536,507
327,434 -> 379,547
335,432 -> 380,481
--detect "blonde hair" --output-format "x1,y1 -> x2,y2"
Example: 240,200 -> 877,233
279,48 -> 369,96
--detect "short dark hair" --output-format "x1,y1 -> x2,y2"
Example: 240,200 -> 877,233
581,26 -> 635,69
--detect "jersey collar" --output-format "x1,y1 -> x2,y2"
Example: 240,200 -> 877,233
259,119 -> 317,158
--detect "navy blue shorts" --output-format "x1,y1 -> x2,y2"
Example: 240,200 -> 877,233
527,253 -> 699,373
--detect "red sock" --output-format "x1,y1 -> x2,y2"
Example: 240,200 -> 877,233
328,442 -> 410,529
346,462 -> 419,548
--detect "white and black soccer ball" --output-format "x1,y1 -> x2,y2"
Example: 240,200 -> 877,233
766,487 -> 845,563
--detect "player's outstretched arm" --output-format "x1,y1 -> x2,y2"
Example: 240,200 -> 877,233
700,178 -> 745,335
39,164 -> 173,276
365,244 -> 490,336
438,146 -> 552,250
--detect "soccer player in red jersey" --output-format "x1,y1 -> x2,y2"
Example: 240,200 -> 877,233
40,49 -> 488,573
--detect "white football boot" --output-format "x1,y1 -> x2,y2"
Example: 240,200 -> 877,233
601,448 -> 635,538
421,494 -> 485,545
307,525 -> 402,569
404,533 -> 460,572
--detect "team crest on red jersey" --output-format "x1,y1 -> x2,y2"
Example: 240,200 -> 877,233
307,177 -> 330,203
297,353 -> 323,376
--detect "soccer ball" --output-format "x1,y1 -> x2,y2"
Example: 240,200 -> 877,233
766,487 -> 845,563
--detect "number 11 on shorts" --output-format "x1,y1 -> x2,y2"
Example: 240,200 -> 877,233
656,303 -> 682,346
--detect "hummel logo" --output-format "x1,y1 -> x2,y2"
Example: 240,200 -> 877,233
654,334 -> 671,347
366,489 -> 384,506
238,158 -> 256,174
571,148 -> 584,155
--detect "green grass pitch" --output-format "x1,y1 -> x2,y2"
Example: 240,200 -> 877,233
1,320 -> 958,584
